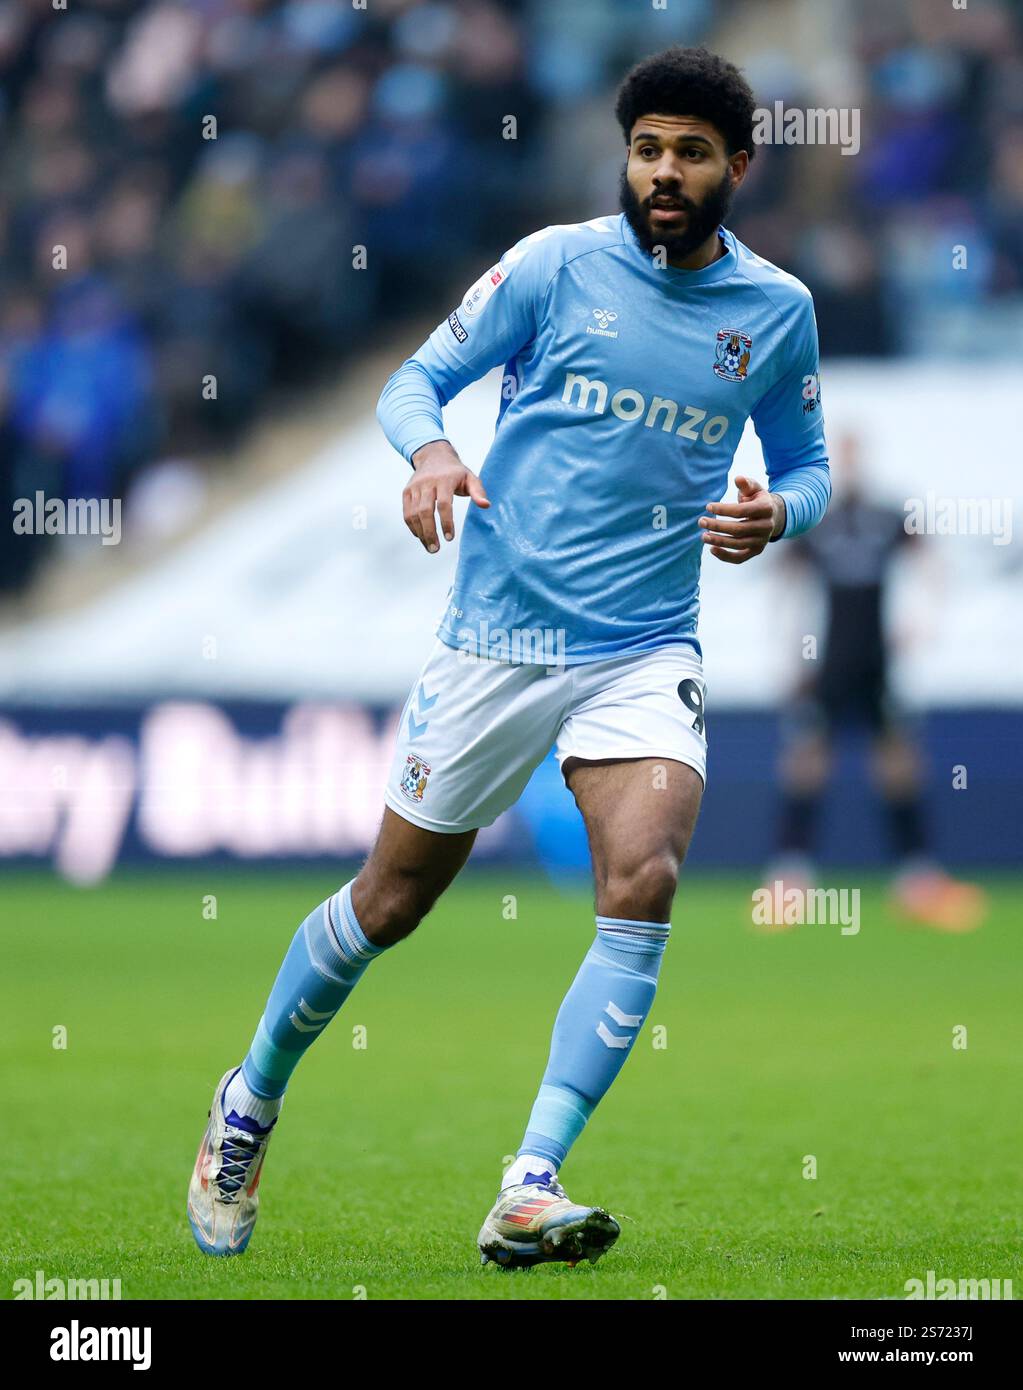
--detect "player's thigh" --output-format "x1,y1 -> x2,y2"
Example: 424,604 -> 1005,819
564,757 -> 703,919
353,806 -> 476,942
555,644 -> 708,917
368,640 -> 565,939
778,725 -> 831,789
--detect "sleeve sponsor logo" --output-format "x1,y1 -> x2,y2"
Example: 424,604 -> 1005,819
447,311 -> 468,344
801,371 -> 821,413
462,262 -> 506,317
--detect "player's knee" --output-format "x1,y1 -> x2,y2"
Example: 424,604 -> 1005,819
598,851 -> 679,923
782,736 -> 828,791
871,738 -> 919,796
354,868 -> 439,946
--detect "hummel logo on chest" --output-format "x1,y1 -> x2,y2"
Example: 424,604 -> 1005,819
587,308 -> 619,338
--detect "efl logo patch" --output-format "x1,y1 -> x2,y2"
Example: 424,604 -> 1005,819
447,311 -> 468,344
462,263 -> 505,317
399,754 -> 431,803
713,328 -> 752,382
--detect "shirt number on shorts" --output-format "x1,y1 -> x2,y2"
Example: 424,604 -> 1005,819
677,678 -> 705,736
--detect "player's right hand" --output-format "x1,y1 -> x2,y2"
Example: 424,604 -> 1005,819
404,440 -> 490,553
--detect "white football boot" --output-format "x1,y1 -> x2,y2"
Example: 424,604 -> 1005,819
187,1068 -> 275,1256
478,1173 -> 621,1269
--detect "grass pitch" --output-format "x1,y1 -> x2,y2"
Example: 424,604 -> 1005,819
2,869 -> 1019,1300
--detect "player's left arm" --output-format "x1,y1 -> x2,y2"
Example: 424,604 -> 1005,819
700,294 -> 830,565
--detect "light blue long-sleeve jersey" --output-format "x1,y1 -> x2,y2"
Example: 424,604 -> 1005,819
376,213 -> 830,663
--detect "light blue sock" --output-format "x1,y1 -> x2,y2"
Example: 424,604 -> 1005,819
239,880 -> 386,1100
518,916 -> 670,1168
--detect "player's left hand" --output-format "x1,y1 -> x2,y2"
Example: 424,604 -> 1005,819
699,474 -> 786,564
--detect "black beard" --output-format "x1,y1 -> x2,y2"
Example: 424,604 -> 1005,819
619,165 -> 734,263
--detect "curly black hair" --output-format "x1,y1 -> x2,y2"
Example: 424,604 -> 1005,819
614,46 -> 757,160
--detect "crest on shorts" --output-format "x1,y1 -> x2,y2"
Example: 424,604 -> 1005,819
399,754 -> 431,803
713,328 -> 752,382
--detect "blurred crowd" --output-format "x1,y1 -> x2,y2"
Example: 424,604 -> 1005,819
1,0 -> 1021,593
731,0 -> 1023,357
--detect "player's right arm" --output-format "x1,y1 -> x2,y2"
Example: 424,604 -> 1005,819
376,229 -> 553,552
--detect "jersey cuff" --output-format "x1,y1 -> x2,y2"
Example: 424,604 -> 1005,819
767,494 -> 788,542
404,435 -> 450,466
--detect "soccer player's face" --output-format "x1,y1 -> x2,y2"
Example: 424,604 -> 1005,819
620,114 -> 745,261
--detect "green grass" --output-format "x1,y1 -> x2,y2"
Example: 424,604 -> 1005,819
2,869 -> 1020,1300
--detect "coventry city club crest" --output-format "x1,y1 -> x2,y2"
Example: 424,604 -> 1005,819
399,754 -> 431,803
713,328 -> 752,382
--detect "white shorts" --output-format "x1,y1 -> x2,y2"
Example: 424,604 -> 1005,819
384,638 -> 708,834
